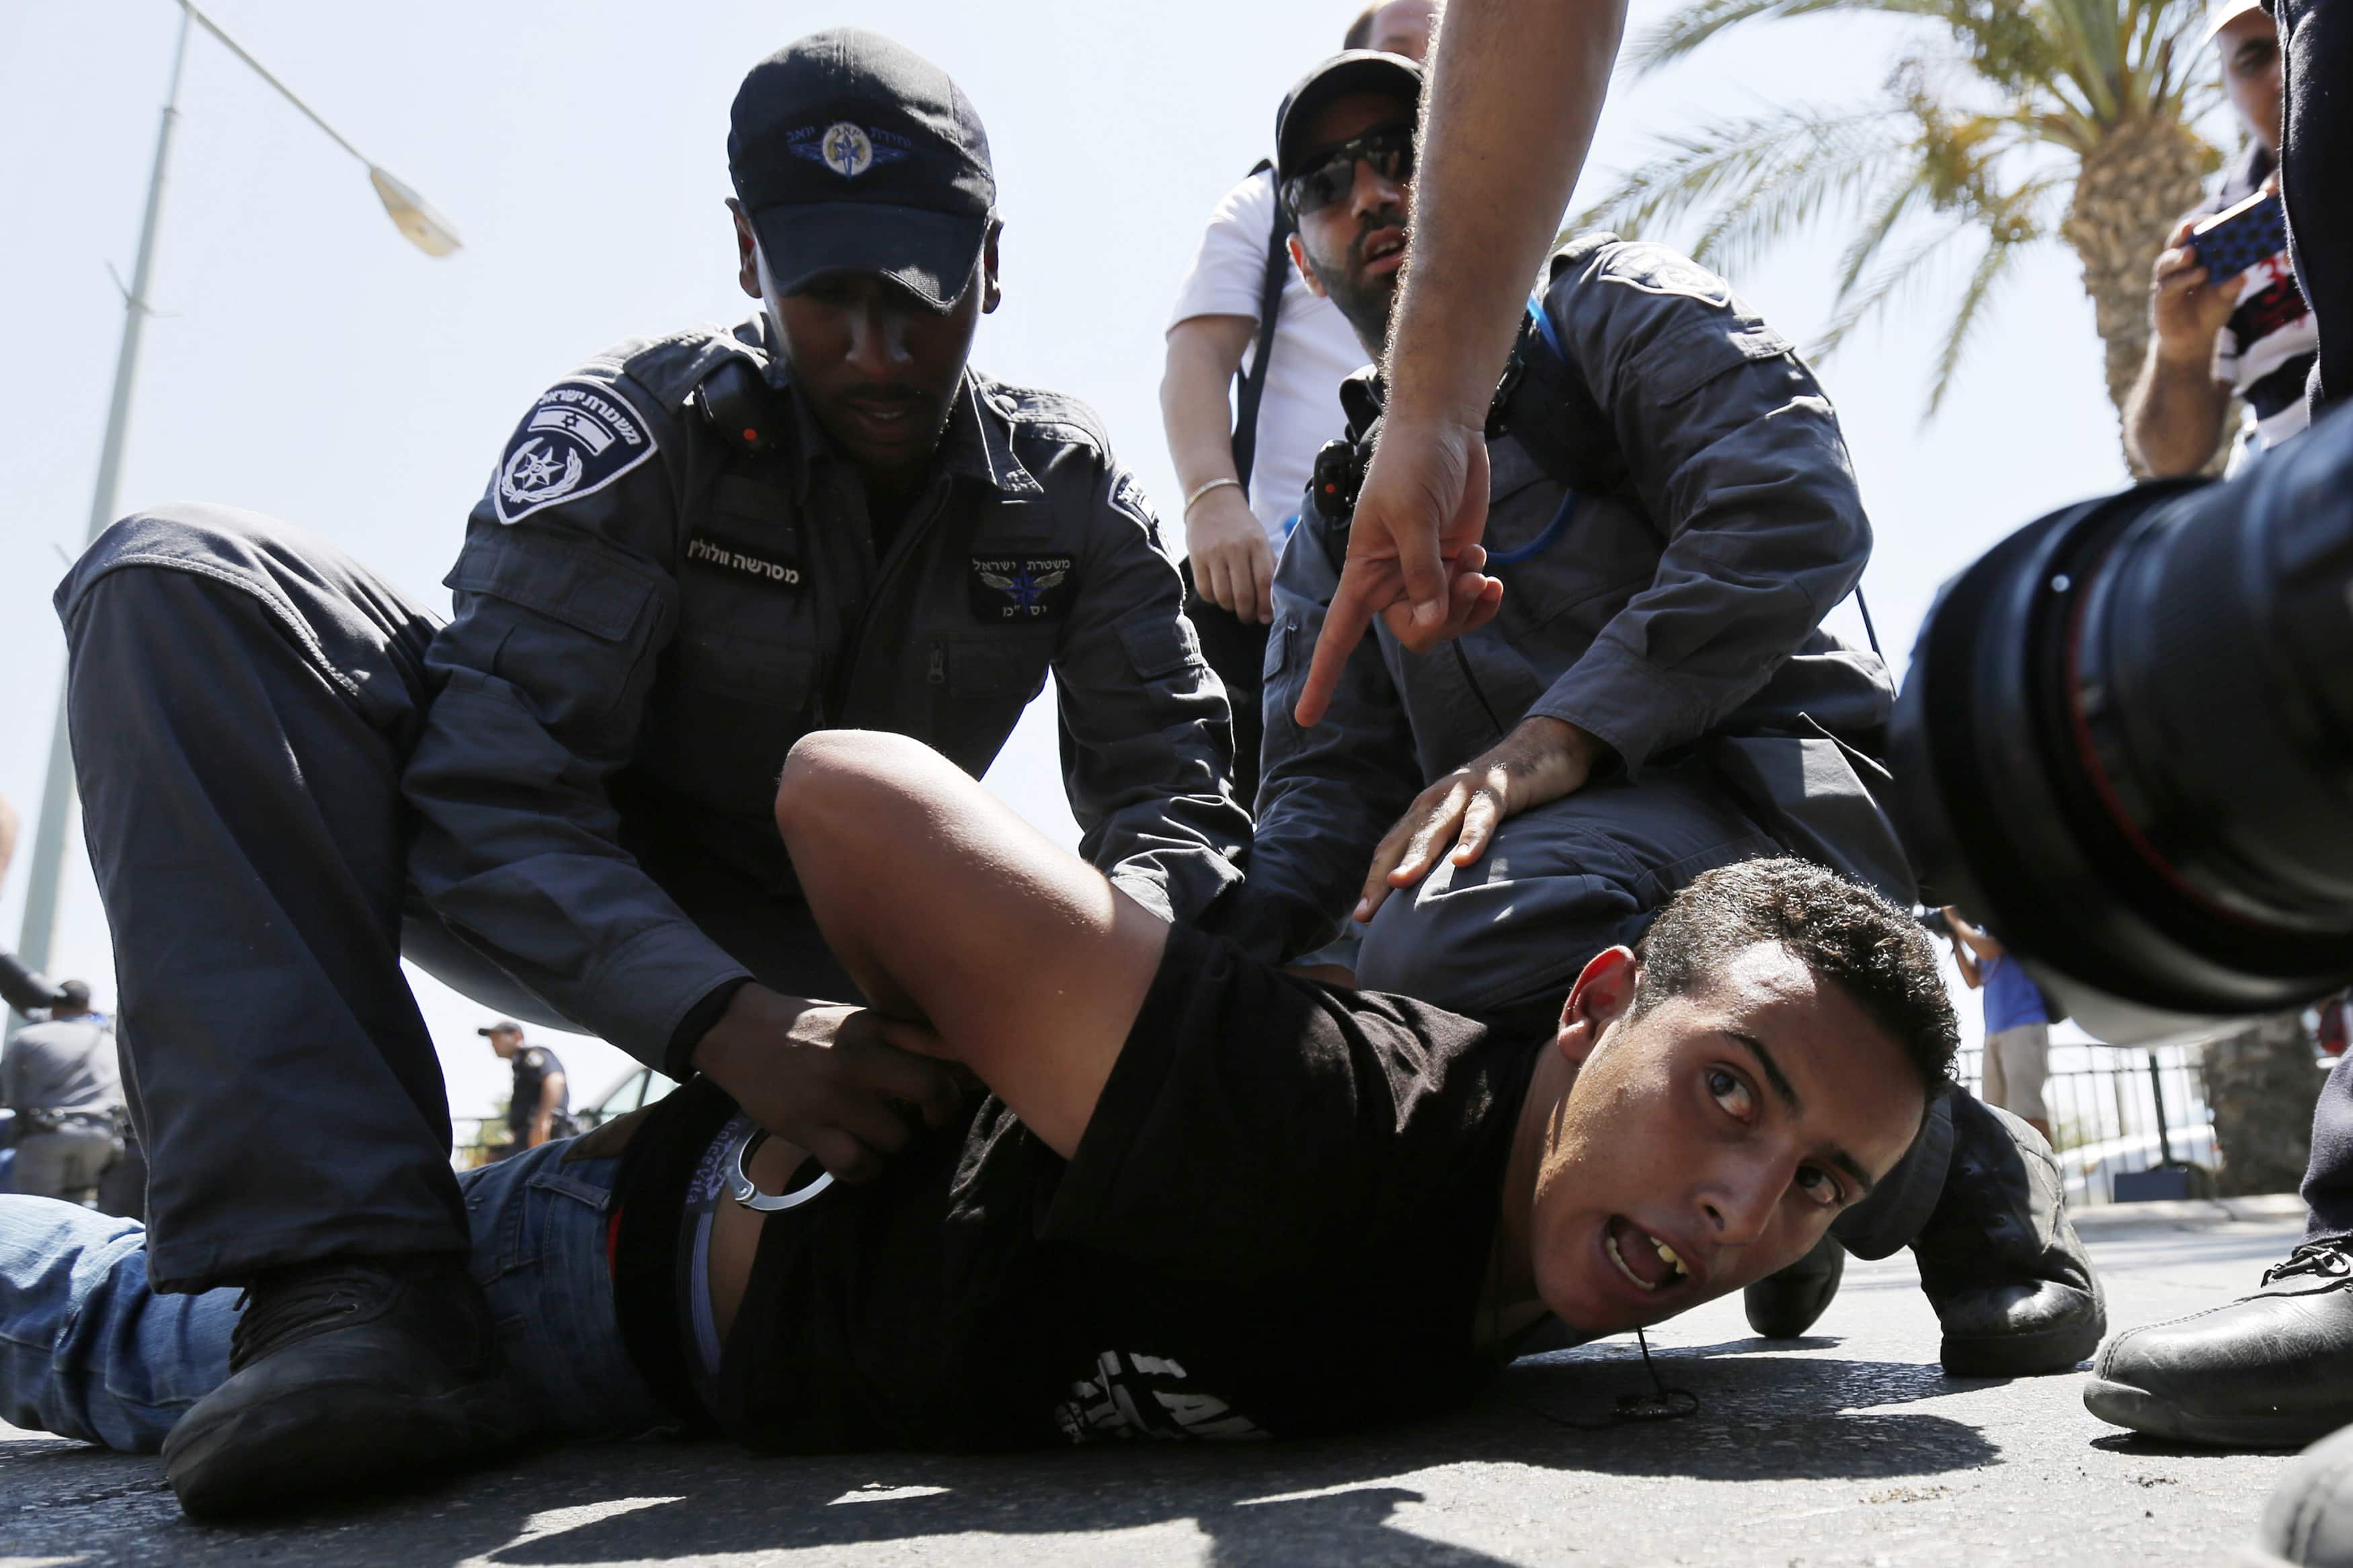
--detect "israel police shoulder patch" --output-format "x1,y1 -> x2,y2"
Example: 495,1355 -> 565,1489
493,380 -> 658,524
969,555 -> 1077,622
1600,245 -> 1732,309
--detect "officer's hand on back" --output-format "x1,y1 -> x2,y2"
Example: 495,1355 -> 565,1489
694,988 -> 966,1182
1186,486 -> 1277,626
1353,715 -> 1610,923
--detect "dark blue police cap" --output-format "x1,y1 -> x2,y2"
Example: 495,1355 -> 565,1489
729,30 -> 996,313
1275,50 -> 1423,184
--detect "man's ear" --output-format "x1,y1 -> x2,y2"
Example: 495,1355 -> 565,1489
1556,946 -> 1638,1067
980,220 -> 1004,315
727,198 -> 761,301
1288,233 -> 1330,299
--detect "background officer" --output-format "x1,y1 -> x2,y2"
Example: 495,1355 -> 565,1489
478,1022 -> 569,1156
53,30 -> 1246,1518
1,980 -> 124,1206
1229,51 -> 2101,1384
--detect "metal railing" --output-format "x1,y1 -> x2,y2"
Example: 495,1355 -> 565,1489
1956,1038 -> 2220,1206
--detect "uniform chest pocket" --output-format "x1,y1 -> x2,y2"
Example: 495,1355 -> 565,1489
934,634 -> 1051,700
673,626 -> 820,716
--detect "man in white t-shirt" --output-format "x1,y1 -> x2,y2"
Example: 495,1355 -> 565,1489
1160,0 -> 1437,802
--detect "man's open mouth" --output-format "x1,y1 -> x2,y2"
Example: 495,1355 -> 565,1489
1361,229 -> 1407,276
1603,1214 -> 1696,1296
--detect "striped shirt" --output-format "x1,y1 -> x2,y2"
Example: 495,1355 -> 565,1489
2203,144 -> 2319,452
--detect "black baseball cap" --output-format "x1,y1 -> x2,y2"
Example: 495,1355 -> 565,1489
477,1021 -> 522,1037
1275,50 -> 1424,184
729,30 -> 996,312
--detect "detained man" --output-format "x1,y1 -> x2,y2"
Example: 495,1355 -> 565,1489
0,733 -> 1951,1483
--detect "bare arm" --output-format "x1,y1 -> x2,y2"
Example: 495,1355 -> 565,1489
528,1071 -> 565,1147
1162,314 -> 1276,623
0,792 -> 17,884
1942,907 -> 2003,968
1298,0 -> 1629,723
2125,346 -> 2232,479
2124,220 -> 2241,478
773,730 -> 1170,1161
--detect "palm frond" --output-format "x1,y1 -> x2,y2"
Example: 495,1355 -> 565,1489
1921,171 -> 2063,409
1566,104 -> 1905,263
2038,0 -> 2126,119
1924,225 -> 2035,413
1832,164 -> 1936,296
1626,0 -> 1950,75
1813,219 -> 1976,358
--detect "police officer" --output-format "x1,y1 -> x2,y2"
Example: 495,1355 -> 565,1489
53,31 -> 1246,1518
478,1022 -> 569,1155
1228,52 -> 2103,1380
2,981 -> 124,1205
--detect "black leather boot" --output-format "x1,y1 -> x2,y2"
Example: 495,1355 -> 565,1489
1744,1232 -> 1847,1338
1911,1097 -> 2105,1376
2087,1238 -> 2353,1448
161,1254 -> 523,1520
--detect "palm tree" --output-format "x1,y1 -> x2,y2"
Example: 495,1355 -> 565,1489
1571,0 -> 2227,466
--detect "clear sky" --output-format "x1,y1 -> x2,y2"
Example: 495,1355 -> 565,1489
0,1 -> 2238,1121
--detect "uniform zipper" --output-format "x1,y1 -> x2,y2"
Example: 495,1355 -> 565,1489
824,481 -> 955,726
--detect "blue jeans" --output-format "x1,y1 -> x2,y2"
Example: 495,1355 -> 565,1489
0,1139 -> 668,1453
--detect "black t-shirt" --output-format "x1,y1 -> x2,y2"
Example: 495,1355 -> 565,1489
506,1046 -> 568,1141
612,925 -> 1541,1452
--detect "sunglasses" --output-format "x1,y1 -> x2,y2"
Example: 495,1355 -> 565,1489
1282,124 -> 1417,217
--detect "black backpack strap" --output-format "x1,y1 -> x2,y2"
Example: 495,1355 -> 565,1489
1228,161 -> 1292,493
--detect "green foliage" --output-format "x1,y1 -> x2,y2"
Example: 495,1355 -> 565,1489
1572,0 -> 2220,413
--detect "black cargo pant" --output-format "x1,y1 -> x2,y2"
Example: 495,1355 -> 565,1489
55,504 -> 851,1293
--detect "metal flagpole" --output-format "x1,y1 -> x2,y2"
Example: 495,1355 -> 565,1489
10,4 -> 459,1028
11,5 -> 194,1012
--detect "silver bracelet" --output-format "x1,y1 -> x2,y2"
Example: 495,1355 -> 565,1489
1183,476 -> 1243,515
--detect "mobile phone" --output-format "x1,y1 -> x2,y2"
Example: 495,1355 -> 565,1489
2190,189 -> 2289,282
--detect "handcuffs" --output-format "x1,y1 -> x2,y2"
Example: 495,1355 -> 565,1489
721,1120 -> 835,1213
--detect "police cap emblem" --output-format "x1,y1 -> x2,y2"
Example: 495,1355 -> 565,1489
822,122 -> 874,177
492,381 -> 657,525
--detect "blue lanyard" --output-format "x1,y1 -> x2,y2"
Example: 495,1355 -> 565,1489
1486,295 -> 1579,568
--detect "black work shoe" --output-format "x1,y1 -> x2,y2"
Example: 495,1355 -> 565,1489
1744,1232 -> 1847,1338
2086,1238 -> 2353,1449
2240,1422 -> 2353,1566
1911,1097 -> 2105,1377
161,1254 -> 522,1520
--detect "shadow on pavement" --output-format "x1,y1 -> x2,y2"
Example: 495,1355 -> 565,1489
0,1342 -> 2001,1566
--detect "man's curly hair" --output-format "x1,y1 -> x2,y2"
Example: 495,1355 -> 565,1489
1630,858 -> 1958,1094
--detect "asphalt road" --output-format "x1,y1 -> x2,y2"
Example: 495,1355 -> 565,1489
0,1201 -> 2315,1567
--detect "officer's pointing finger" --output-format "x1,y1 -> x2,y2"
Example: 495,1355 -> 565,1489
1298,575 -> 1385,727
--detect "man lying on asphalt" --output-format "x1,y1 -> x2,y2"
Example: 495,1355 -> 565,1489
0,733 -> 1953,1510
46,29 -> 1244,1521
1217,49 -> 2101,1372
